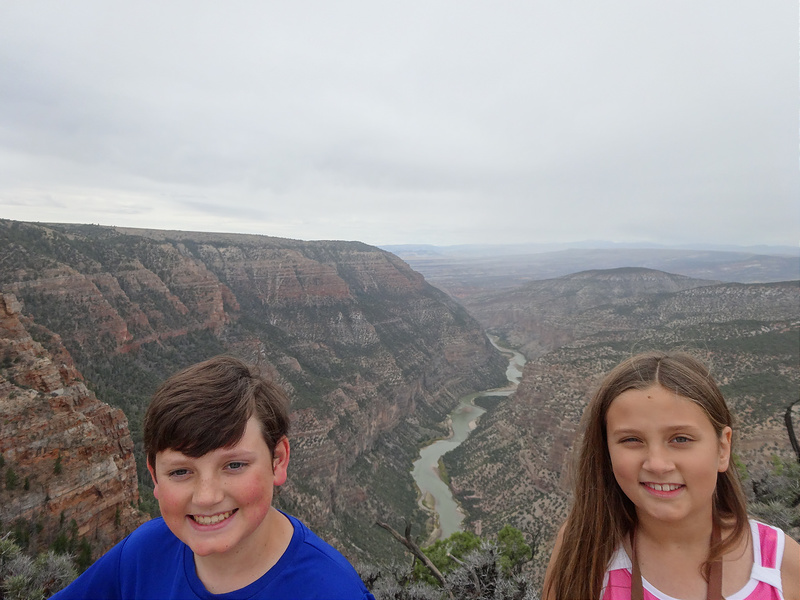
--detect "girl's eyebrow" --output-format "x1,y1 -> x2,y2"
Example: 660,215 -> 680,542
609,424 -> 704,435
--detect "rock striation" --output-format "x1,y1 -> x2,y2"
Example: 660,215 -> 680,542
0,292 -> 145,556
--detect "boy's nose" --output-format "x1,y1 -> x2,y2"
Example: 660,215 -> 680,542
193,476 -> 224,506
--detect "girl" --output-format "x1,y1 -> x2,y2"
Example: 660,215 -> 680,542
543,351 -> 799,600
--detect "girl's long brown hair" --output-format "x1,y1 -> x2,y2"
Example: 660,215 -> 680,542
543,351 -> 749,600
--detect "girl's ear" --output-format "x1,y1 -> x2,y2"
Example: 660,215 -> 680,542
147,460 -> 160,499
271,436 -> 290,486
718,426 -> 732,472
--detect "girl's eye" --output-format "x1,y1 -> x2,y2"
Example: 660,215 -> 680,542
672,436 -> 691,444
620,437 -> 641,444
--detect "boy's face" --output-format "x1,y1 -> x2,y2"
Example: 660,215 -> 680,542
147,417 -> 289,559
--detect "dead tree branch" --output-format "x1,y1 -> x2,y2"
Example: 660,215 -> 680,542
375,521 -> 454,598
785,398 -> 800,463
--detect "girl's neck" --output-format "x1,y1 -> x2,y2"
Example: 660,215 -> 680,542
635,507 -> 714,548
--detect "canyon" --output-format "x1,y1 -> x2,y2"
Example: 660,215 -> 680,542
1,219 -> 796,581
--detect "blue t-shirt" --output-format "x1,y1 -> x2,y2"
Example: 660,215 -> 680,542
51,513 -> 375,600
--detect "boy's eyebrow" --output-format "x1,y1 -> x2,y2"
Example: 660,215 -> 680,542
157,444 -> 261,461
155,453 -> 191,468
216,447 -> 259,459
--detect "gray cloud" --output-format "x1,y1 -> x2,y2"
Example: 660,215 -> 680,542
0,1 -> 796,246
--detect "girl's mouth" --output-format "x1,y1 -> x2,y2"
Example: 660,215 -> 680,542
191,509 -> 238,525
642,482 -> 683,493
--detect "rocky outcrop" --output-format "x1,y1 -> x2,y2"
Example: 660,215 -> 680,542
0,293 -> 145,555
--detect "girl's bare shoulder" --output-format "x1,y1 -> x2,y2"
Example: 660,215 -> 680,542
542,523 -> 567,600
781,533 -> 799,600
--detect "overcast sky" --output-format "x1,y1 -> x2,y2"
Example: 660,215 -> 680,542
0,2 -> 797,247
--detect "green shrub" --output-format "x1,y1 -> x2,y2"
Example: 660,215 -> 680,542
0,536 -> 77,599
5,468 -> 18,491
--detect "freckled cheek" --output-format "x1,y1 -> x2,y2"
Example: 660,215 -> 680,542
156,486 -> 193,528
237,480 -> 273,520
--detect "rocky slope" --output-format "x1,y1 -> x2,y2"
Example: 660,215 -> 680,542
0,219 -> 507,560
0,292 -> 145,557
442,275 -> 799,582
458,267 -> 721,358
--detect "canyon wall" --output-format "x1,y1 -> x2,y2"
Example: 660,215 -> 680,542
0,220 -> 507,560
0,292 -> 145,556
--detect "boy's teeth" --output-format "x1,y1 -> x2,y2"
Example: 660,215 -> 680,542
194,511 -> 233,525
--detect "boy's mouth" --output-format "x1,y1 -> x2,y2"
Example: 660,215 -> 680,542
191,509 -> 238,525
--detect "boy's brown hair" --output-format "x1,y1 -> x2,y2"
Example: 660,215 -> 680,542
144,355 -> 290,471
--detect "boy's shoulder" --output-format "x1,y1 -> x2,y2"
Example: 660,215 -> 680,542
123,516 -> 180,552
117,517 -> 188,577
275,512 -> 374,599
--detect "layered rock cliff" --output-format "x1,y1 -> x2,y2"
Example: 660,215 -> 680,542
0,292 -> 145,556
0,219 -> 507,560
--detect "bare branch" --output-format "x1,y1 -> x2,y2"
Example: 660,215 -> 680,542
375,521 -> 454,598
785,398 -> 800,463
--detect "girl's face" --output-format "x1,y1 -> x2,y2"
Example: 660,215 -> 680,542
605,384 -> 731,528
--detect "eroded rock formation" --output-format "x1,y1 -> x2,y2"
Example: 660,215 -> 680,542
0,292 -> 145,555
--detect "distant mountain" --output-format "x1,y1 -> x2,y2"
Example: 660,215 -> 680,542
386,244 -> 800,298
383,241 -> 800,258
0,219 -> 507,562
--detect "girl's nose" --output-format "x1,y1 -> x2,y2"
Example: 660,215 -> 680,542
643,447 -> 674,473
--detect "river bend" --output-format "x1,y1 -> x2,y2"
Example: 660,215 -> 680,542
410,335 -> 525,542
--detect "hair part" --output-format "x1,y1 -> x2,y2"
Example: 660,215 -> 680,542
144,355 -> 290,473
544,350 -> 749,600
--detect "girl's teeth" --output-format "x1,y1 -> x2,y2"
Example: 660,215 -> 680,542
648,483 -> 681,491
194,511 -> 233,525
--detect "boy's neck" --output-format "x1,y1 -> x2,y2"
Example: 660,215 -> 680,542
193,509 -> 294,595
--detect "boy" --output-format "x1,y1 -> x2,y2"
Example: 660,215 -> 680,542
52,355 -> 375,599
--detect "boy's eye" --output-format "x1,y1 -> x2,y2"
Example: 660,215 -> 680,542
226,462 -> 247,471
168,469 -> 190,478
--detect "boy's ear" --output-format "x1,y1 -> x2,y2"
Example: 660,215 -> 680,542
718,426 -> 732,472
272,436 -> 290,486
147,460 -> 160,499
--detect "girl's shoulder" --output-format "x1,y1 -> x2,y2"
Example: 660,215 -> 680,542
778,528 -> 799,600
747,518 -> 799,600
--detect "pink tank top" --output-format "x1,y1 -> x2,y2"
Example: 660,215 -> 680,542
601,520 -> 786,600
